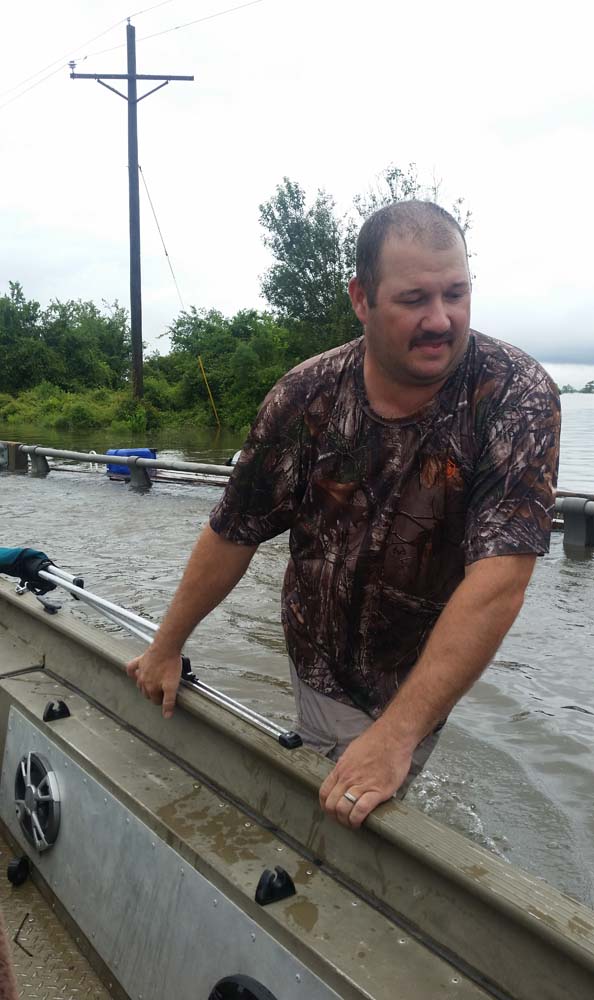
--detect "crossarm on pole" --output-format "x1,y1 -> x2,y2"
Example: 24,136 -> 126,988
97,79 -> 128,100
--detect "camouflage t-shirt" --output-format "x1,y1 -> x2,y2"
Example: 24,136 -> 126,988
210,332 -> 560,715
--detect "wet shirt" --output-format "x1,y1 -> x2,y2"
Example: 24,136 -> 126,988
210,332 -> 560,715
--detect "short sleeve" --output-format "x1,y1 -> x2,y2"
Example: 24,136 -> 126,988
464,371 -> 561,564
209,376 -> 312,545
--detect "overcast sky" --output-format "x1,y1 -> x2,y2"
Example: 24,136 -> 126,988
2,0 -> 593,364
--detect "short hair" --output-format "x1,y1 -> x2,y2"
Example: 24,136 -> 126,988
356,200 -> 468,306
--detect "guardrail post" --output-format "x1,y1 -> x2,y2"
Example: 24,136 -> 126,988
29,450 -> 51,477
558,497 -> 594,549
127,457 -> 152,489
0,441 -> 28,473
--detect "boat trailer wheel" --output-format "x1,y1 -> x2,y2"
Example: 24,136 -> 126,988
14,751 -> 61,852
209,975 -> 278,1000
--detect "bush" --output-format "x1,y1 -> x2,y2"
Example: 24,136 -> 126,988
143,375 -> 175,410
0,393 -> 18,420
53,397 -> 104,430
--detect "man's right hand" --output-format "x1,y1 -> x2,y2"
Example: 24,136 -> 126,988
124,525 -> 258,720
126,647 -> 183,719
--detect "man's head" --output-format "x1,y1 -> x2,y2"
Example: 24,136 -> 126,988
355,200 -> 468,307
349,200 -> 471,391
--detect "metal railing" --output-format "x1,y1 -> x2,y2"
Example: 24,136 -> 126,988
23,565 -> 302,749
555,496 -> 594,548
16,443 -> 232,488
3,440 -> 594,549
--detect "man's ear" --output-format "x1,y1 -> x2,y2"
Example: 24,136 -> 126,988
348,276 -> 369,326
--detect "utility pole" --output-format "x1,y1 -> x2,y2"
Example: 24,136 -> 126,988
71,22 -> 193,399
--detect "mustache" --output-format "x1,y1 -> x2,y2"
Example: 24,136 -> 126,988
410,332 -> 453,347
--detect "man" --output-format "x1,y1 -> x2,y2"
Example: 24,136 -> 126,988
127,201 -> 560,830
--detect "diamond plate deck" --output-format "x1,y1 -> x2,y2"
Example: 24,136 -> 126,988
0,831 -> 113,999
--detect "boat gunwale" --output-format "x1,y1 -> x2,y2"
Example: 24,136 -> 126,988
2,578 -> 594,1000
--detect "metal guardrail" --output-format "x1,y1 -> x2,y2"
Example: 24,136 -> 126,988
2,440 -> 594,549
555,496 -> 594,548
0,441 -> 232,488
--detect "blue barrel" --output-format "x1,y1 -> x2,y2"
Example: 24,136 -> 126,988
106,448 -> 157,476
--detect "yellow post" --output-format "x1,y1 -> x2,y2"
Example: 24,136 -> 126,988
198,355 -> 221,427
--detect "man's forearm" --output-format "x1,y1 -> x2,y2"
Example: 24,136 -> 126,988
319,555 -> 537,828
152,523 -> 258,655
378,555 -> 536,751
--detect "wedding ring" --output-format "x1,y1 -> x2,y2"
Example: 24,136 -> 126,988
343,790 -> 359,805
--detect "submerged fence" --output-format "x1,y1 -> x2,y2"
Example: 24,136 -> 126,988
2,440 -> 594,549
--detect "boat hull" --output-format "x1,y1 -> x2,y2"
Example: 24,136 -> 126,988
1,578 -> 594,1000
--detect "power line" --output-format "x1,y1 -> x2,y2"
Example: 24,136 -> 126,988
0,18 -> 123,101
128,0 -> 182,18
0,2 -> 183,106
1,0 -> 267,107
0,64 -> 68,113
139,164 -> 186,312
142,0 -> 265,42
84,0 -> 266,60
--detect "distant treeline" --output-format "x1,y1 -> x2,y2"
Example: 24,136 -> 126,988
0,166 -> 473,433
559,383 -> 594,395
0,284 -> 356,434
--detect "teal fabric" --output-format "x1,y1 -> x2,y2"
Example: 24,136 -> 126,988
0,547 -> 48,576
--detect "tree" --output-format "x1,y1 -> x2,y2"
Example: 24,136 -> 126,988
0,284 -> 130,394
259,166 -> 473,369
259,178 -> 359,353
41,299 -> 130,390
0,283 -> 47,393
354,162 -> 472,237
353,162 -> 423,219
162,306 -> 292,429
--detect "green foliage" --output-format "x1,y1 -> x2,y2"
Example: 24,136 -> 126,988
0,283 -> 130,394
142,374 -> 175,410
163,307 -> 289,428
259,179 -> 359,355
561,381 -> 594,394
353,163 -> 424,219
257,165 -> 472,370
0,382 -> 168,434
1,164 -> 474,433
353,162 -> 472,236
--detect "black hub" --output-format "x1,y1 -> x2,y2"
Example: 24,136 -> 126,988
210,977 -> 278,1000
14,752 -> 61,852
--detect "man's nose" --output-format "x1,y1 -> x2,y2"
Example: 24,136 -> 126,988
420,299 -> 451,334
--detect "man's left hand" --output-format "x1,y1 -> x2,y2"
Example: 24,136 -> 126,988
319,721 -> 413,829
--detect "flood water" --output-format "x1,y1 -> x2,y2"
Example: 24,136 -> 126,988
1,392 -> 594,906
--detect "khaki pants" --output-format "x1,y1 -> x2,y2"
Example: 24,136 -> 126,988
290,663 -> 441,799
